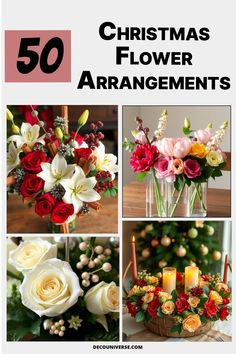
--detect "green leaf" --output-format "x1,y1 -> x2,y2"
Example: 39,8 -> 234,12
200,315 -> 208,324
30,318 -> 42,336
136,172 -> 147,182
122,138 -> 136,152
183,127 -> 190,136
135,311 -> 145,322
171,323 -> 182,334
157,307 -> 164,318
171,289 -> 178,302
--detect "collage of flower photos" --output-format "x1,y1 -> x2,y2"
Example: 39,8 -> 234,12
6,105 -> 232,343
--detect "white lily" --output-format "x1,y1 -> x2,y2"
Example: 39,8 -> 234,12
7,142 -> 21,174
93,143 -> 118,180
60,166 -> 101,214
7,122 -> 45,148
37,153 -> 75,192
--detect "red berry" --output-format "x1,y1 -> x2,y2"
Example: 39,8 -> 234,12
97,121 -> 104,128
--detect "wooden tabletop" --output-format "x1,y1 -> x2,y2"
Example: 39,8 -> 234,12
7,194 -> 118,234
123,181 -> 231,218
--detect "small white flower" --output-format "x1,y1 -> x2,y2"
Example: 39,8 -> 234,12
7,142 -> 21,174
93,143 -> 118,180
37,153 -> 75,192
7,122 -> 45,148
60,166 -> 101,214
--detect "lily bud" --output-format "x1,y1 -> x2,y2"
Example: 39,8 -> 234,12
11,124 -> 20,134
161,109 -> 167,116
78,110 -> 89,127
206,123 -> 212,129
131,129 -> 138,138
223,121 -> 228,128
54,127 -> 63,140
7,108 -> 14,121
184,117 -> 191,129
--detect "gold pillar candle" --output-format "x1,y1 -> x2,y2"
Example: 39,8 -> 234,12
185,266 -> 199,292
162,267 -> 176,294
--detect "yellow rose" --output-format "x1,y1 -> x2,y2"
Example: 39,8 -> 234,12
158,291 -> 172,302
142,292 -> 154,303
142,285 -> 155,292
209,290 -> 223,305
182,314 -> 202,333
128,285 -> 141,297
189,143 -> 208,158
161,300 -> 175,315
215,282 -> 228,292
146,276 -> 159,286
188,296 -> 200,308
206,150 -> 224,166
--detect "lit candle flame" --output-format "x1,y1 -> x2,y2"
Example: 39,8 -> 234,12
132,235 -> 135,243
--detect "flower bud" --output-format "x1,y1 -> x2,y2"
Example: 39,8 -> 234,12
54,127 -> 63,140
206,123 -> 212,129
11,124 -> 20,134
184,117 -> 191,129
161,109 -> 167,116
131,129 -> 138,137
78,109 -> 89,127
7,108 -> 14,121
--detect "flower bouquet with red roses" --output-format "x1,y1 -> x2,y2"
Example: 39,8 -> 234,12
7,106 -> 118,233
126,271 -> 231,337
123,110 -> 228,217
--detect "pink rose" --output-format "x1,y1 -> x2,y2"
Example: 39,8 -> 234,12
183,159 -> 201,179
173,138 -> 191,159
194,129 -> 211,144
156,138 -> 174,157
130,144 -> 159,172
154,157 -> 175,182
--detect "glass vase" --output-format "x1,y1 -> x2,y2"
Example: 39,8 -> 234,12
146,172 -> 188,217
186,182 -> 207,217
48,218 -> 77,233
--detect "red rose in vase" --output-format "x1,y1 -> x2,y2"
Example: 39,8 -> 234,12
130,144 -> 159,172
219,307 -> 229,321
20,174 -> 44,197
35,193 -> 56,217
204,299 -> 217,318
21,150 -> 47,173
147,299 -> 160,318
75,147 -> 92,160
175,296 -> 190,314
127,301 -> 137,317
50,202 -> 74,224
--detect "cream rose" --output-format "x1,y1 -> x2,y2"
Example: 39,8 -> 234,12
188,296 -> 200,308
161,300 -> 175,315
20,258 -> 83,317
209,290 -> 223,305
206,150 -> 224,167
9,239 -> 57,274
142,292 -> 154,304
7,239 -> 21,277
85,281 -> 119,315
182,314 -> 202,333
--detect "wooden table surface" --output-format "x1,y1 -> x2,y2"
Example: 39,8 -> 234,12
7,194 -> 118,234
123,181 -> 231,218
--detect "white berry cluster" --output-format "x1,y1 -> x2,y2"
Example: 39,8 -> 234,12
76,238 -> 112,287
43,319 -> 66,337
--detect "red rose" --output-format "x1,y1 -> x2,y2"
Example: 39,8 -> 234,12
21,150 -> 47,173
183,159 -> 201,179
222,297 -> 230,305
175,297 -> 190,314
153,287 -> 163,296
50,202 -> 74,224
147,299 -> 160,318
75,147 -> 92,160
35,193 -> 56,217
219,307 -> 229,321
130,144 -> 159,172
176,272 -> 184,282
127,301 -> 136,317
204,299 -> 217,318
20,174 -> 44,197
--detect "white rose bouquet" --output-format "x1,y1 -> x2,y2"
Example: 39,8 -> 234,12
7,237 -> 119,341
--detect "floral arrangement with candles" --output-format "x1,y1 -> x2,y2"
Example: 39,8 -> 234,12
7,106 -> 118,233
126,270 -> 231,335
123,110 -> 228,216
7,237 -> 119,341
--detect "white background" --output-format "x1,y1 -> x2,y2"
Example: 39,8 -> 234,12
1,0 -> 236,353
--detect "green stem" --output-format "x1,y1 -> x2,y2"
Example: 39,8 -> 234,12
170,181 -> 186,217
195,183 -> 206,212
151,168 -> 165,216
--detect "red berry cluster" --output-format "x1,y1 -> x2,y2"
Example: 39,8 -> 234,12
190,286 -> 204,297
95,171 -> 114,193
84,121 -> 104,148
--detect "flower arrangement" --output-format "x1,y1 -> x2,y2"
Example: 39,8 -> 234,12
126,270 -> 231,336
7,237 -> 119,341
7,106 -> 118,233
123,110 -> 228,217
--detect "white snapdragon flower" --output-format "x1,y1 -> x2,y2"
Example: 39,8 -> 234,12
93,143 -> 118,180
7,142 -> 21,174
7,122 -> 45,148
60,165 -> 101,214
37,153 -> 75,192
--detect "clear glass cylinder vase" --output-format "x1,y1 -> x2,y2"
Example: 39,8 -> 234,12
186,182 -> 207,217
146,172 -> 188,217
48,218 -> 77,233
